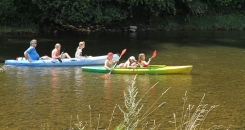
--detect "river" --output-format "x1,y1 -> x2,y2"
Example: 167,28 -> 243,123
0,30 -> 244,129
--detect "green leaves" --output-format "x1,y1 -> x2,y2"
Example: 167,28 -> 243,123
1,0 -> 245,32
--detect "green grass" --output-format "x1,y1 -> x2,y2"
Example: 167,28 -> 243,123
155,14 -> 245,31
0,23 -> 39,34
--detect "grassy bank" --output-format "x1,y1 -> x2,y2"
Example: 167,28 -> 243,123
0,23 -> 39,34
156,14 -> 245,31
1,14 -> 245,34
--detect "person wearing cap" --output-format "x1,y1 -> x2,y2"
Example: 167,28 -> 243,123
24,39 -> 51,62
138,53 -> 152,68
118,56 -> 137,68
104,52 -> 118,70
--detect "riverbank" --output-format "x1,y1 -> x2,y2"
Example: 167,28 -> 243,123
1,14 -> 245,34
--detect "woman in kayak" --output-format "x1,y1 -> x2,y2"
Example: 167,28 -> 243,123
104,52 -> 118,70
138,53 -> 152,68
75,41 -> 91,59
118,56 -> 137,68
52,43 -> 71,59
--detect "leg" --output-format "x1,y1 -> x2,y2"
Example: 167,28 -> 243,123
65,53 -> 71,59
40,55 -> 52,60
61,53 -> 71,59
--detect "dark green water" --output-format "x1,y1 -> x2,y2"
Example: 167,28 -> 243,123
0,31 -> 245,129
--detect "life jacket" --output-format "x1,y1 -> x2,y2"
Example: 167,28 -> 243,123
139,62 -> 148,68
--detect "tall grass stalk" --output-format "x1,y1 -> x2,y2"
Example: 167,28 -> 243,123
73,115 -> 87,130
40,123 -> 49,130
97,114 -> 101,129
89,105 -> 92,128
142,119 -> 160,129
70,115 -> 72,129
108,104 -> 117,130
117,75 -> 170,130
171,91 -> 219,130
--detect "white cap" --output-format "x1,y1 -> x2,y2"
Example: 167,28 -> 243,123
129,56 -> 136,61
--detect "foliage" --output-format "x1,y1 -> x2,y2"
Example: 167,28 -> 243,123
117,75 -> 169,130
0,0 -> 39,27
32,0 -> 126,25
170,91 -> 219,130
1,0 -> 245,33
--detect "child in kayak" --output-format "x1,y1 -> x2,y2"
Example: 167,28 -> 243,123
75,41 -> 92,59
104,52 -> 118,70
118,56 -> 137,68
138,53 -> 152,68
52,43 -> 71,59
75,41 -> 85,58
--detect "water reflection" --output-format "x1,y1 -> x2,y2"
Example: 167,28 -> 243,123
103,76 -> 113,108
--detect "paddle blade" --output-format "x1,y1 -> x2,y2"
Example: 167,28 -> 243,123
152,50 -> 157,58
120,49 -> 127,58
101,73 -> 110,78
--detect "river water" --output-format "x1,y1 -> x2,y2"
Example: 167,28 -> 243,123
0,31 -> 244,129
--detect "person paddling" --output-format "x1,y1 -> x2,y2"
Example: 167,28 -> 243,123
137,53 -> 152,68
104,52 -> 118,70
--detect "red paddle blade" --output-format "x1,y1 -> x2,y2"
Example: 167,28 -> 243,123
152,50 -> 157,58
101,73 -> 110,78
120,49 -> 127,57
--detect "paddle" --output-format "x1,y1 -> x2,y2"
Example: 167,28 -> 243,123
132,50 -> 157,72
56,48 -> 65,63
102,49 -> 127,77
56,57 -> 62,63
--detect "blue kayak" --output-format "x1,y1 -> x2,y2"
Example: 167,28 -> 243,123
5,54 -> 119,67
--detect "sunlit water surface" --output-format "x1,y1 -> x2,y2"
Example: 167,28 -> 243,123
0,31 -> 245,129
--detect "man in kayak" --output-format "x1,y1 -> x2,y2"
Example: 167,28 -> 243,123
24,39 -> 51,62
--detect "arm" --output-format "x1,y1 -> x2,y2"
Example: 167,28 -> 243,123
78,52 -> 83,59
104,60 -> 111,70
144,58 -> 152,65
24,51 -> 32,62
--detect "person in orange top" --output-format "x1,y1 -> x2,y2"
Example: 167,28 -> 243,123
137,53 -> 152,68
51,43 -> 71,59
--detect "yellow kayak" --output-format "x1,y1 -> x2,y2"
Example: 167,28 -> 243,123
81,65 -> 193,75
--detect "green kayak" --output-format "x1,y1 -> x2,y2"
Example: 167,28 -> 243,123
81,65 -> 193,75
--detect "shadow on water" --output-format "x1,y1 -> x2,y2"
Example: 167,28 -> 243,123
1,30 -> 245,63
